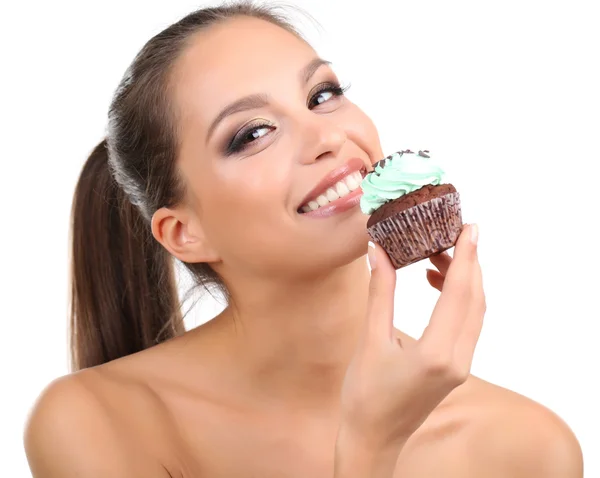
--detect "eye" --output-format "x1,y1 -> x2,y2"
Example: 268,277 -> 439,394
225,121 -> 275,155
308,82 -> 349,109
245,126 -> 271,142
313,90 -> 334,105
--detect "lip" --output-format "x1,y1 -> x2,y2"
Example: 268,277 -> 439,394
298,157 -> 367,211
300,187 -> 364,218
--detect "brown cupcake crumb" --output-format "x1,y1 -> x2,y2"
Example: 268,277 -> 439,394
367,184 -> 457,228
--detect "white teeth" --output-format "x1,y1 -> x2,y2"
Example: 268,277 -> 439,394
345,173 -> 359,190
301,169 -> 364,213
308,200 -> 319,211
325,188 -> 339,201
316,195 -> 329,206
335,181 -> 350,196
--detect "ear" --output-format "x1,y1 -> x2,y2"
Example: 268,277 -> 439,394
151,206 -> 220,264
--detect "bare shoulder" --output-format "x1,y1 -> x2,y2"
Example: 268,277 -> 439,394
460,376 -> 583,478
24,367 -> 173,477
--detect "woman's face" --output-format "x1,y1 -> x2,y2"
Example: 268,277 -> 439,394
172,16 -> 384,278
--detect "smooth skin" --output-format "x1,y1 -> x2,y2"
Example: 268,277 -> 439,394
24,17 -> 582,478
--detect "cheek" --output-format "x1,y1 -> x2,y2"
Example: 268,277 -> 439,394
343,103 -> 384,164
196,158 -> 296,267
202,158 -> 292,225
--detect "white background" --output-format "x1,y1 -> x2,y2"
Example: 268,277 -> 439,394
1,0 -> 599,475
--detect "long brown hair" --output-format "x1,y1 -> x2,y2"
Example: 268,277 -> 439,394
70,2 -> 305,371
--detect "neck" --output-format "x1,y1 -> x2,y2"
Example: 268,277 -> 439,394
213,255 -> 371,410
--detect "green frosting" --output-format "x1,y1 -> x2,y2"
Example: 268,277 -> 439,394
360,150 -> 445,214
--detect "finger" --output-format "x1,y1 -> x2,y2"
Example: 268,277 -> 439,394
365,241 -> 397,343
429,251 -> 452,276
419,224 -> 478,350
426,269 -> 444,292
454,248 -> 486,368
447,223 -> 478,268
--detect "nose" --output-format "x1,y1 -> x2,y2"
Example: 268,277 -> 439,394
295,112 -> 347,165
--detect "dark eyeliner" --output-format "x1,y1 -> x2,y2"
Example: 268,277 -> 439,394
225,120 -> 274,156
307,81 -> 350,109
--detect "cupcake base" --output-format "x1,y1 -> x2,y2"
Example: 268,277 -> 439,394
366,190 -> 463,269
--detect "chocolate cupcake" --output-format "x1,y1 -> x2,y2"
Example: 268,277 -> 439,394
360,150 -> 463,269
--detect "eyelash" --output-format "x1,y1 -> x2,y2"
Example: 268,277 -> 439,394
225,81 -> 351,156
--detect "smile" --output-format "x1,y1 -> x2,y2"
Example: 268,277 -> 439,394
298,157 -> 367,217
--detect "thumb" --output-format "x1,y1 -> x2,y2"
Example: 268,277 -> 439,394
365,241 -> 397,342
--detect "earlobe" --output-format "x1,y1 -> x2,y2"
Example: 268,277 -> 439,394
150,207 -> 220,264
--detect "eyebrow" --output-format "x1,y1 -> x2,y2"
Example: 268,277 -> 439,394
206,57 -> 332,143
300,57 -> 332,84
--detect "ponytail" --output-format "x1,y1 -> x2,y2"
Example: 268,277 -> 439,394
69,139 -> 184,371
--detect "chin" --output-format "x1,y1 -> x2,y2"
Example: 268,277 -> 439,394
317,212 -> 371,269
261,209 -> 371,276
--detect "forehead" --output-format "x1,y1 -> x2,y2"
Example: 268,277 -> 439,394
172,16 -> 316,124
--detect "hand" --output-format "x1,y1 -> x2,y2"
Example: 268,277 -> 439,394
334,224 -> 485,477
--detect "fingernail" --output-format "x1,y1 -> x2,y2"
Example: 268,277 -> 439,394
367,241 -> 377,270
470,224 -> 479,245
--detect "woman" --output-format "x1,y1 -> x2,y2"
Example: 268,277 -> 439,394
24,2 -> 582,477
